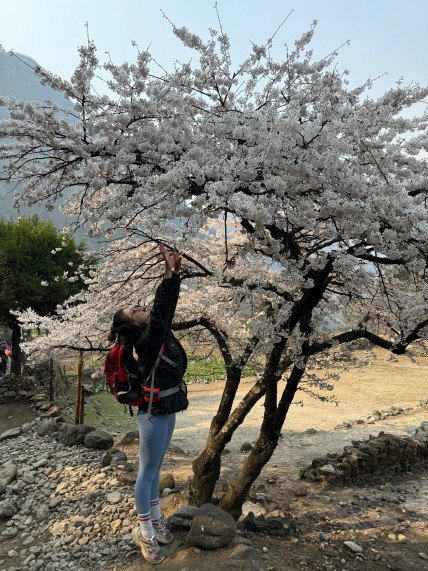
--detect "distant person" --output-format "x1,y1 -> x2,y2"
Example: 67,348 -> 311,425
108,244 -> 188,565
0,340 -> 11,376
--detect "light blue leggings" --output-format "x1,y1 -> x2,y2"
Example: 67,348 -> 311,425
134,411 -> 176,515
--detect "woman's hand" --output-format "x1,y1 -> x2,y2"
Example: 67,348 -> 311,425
173,248 -> 182,274
159,244 -> 181,277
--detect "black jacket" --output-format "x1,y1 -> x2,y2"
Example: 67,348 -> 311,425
133,273 -> 187,390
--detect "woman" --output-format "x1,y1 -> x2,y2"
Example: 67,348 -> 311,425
108,244 -> 187,565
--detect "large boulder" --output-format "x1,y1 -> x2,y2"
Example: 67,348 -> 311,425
62,424 -> 95,446
36,420 -> 63,438
84,429 -> 114,450
186,503 -> 236,549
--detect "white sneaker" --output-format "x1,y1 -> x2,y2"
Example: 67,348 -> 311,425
132,527 -> 165,565
153,516 -> 174,544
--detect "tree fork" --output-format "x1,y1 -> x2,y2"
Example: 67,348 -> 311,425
218,363 -> 305,519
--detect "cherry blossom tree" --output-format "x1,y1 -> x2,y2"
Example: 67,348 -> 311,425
1,20 -> 428,518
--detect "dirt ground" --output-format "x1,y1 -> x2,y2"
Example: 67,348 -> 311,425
2,348 -> 428,570
108,349 -> 428,571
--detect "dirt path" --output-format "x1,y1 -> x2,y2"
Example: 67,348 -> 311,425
0,401 -> 37,432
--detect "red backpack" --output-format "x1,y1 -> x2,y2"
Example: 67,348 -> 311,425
104,344 -> 144,407
104,343 -> 188,415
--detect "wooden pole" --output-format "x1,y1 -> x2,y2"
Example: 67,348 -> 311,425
80,382 -> 85,424
75,351 -> 84,424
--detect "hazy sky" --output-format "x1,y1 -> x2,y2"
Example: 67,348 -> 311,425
1,0 -> 428,98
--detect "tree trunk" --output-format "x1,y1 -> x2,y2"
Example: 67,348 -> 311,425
9,318 -> 22,376
218,433 -> 278,520
190,348 -> 284,505
217,373 -> 301,519
218,322 -> 311,519
191,445 -> 222,505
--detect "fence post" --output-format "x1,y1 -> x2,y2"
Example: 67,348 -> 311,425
75,351 -> 84,424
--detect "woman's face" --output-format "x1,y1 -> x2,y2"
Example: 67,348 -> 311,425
122,307 -> 150,327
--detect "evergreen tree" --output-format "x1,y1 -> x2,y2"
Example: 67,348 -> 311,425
0,216 -> 90,374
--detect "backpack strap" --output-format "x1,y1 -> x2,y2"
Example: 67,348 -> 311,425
158,386 -> 180,398
143,345 -> 179,416
159,354 -> 178,368
145,349 -> 164,416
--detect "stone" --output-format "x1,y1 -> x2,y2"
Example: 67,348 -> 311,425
318,464 -> 336,475
0,427 -> 21,441
42,405 -> 61,418
241,501 -> 267,518
116,466 -> 137,486
240,442 -> 253,452
0,498 -> 18,518
170,505 -> 199,530
36,421 -> 64,440
159,472 -> 175,491
167,444 -> 186,456
186,503 -> 236,549
62,424 -> 95,446
0,463 -> 18,494
84,429 -> 114,450
106,492 -> 122,504
101,448 -> 127,467
344,540 -> 363,553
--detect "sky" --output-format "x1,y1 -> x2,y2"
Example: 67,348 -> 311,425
1,0 -> 428,99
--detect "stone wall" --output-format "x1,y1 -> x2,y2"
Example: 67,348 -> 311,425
302,423 -> 428,485
0,374 -> 37,403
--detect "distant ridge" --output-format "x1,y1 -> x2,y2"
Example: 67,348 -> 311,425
0,44 -> 75,229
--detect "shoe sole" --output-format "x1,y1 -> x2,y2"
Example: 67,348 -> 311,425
132,528 -> 165,565
156,533 -> 174,545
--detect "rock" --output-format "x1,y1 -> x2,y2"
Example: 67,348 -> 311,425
36,420 -> 63,438
344,540 -> 363,553
0,498 -> 18,518
42,405 -> 61,418
228,544 -> 260,559
311,457 -> 328,468
170,505 -> 199,529
116,465 -> 137,486
62,424 -> 96,446
0,463 -> 18,494
84,429 -> 114,449
167,444 -> 186,456
102,448 -> 127,467
159,472 -> 175,492
240,442 -> 253,452
106,492 -> 122,504
241,501 -> 267,518
318,464 -> 336,475
418,552 -> 428,560
0,427 -> 21,441
187,503 -> 236,549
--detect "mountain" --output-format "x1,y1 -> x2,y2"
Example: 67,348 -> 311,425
0,44 -> 75,230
